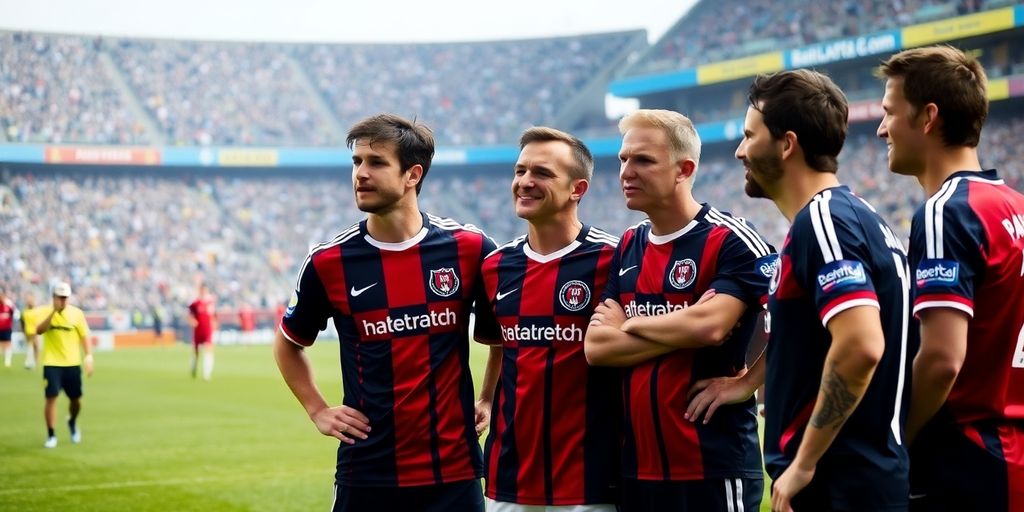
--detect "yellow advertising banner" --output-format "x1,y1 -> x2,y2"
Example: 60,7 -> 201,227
902,7 -> 1014,47
218,149 -> 279,167
697,52 -> 784,85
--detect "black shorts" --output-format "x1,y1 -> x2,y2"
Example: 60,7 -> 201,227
0,329 -> 10,342
332,479 -> 483,512
43,365 -> 82,399
786,465 -> 908,511
621,477 -> 762,512
910,418 -> 1024,512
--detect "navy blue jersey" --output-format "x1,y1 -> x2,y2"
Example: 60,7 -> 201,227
480,226 -> 621,505
764,187 -> 913,502
602,204 -> 776,481
281,212 -> 499,487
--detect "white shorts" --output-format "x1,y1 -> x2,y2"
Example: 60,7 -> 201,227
485,498 -> 617,512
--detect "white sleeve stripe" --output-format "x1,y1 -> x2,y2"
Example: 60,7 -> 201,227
821,298 -> 880,327
809,197 -> 836,264
586,232 -> 620,244
707,208 -> 770,256
819,190 -> 844,260
925,178 -> 959,259
279,325 -> 307,347
912,300 -> 974,318
707,208 -> 767,254
293,231 -> 354,291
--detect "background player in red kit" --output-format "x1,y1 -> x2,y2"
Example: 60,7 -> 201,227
877,45 -> 1024,512
274,114 -> 499,512
585,109 -> 775,511
476,127 -> 621,511
187,282 -> 217,380
0,287 -> 17,368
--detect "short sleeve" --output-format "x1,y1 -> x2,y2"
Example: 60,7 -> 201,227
708,229 -> 777,308
280,254 -> 333,346
910,199 -> 983,318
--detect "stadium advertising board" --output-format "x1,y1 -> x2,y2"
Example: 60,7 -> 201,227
786,31 -> 900,68
696,52 -> 784,85
44,146 -> 161,165
902,7 -> 1015,47
608,68 -> 699,97
217,148 -> 279,167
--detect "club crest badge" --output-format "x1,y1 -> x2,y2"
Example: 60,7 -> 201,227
668,259 -> 697,290
558,280 -> 591,312
428,268 -> 460,297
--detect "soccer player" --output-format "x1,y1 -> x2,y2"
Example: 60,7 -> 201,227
584,109 -> 775,511
476,127 -> 620,511
0,287 -> 16,367
37,281 -> 93,448
694,69 -> 912,511
20,291 -> 42,369
274,114 -> 498,512
187,282 -> 217,380
877,45 -> 1024,511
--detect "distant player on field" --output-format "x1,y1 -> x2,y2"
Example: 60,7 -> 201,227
37,281 -> 93,448
275,114 -> 499,512
0,287 -> 16,367
476,127 -> 621,511
585,109 -> 775,511
187,282 -> 217,380
877,45 -> 1024,511
701,69 -> 913,511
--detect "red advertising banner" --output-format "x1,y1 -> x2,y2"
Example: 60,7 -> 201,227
847,99 -> 884,123
44,146 -> 162,165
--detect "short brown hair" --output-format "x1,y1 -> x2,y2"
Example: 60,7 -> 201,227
618,109 -> 702,165
876,45 -> 988,147
519,126 -> 594,181
346,114 -> 435,194
748,69 -> 847,173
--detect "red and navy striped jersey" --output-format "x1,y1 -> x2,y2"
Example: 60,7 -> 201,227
0,299 -> 14,331
603,204 -> 776,481
480,225 -> 621,505
910,170 -> 1024,424
764,186 -> 913,484
281,212 -> 499,488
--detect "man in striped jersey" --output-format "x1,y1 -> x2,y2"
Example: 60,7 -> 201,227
475,126 -> 621,512
701,69 -> 913,511
584,109 -> 775,511
878,46 -> 1024,512
274,114 -> 500,512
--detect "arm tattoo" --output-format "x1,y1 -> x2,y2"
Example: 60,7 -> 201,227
810,361 -> 857,430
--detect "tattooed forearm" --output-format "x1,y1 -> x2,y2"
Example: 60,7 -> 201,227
810,361 -> 857,430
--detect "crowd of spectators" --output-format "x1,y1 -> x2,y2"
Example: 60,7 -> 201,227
630,0 -> 1003,74
2,116 -> 1020,322
0,32 -> 150,145
296,32 -> 643,146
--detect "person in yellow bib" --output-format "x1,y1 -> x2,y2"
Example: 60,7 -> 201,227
36,282 -> 93,449
20,291 -> 43,370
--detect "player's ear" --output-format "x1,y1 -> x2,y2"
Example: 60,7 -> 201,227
570,179 -> 589,203
781,131 -> 798,160
676,159 -> 696,183
405,164 -> 423,190
921,103 -> 940,135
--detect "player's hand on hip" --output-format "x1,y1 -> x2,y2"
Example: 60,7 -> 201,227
685,367 -> 751,424
474,398 -> 491,437
771,463 -> 815,512
313,405 -> 370,444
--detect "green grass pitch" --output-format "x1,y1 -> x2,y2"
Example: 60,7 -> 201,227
0,342 -> 771,511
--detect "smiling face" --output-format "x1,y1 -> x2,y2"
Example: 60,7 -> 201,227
512,140 -> 583,223
877,77 -> 927,177
735,106 -> 785,200
617,126 -> 683,214
350,139 -> 417,214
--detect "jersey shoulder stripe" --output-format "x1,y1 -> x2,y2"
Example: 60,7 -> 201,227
705,207 -> 771,257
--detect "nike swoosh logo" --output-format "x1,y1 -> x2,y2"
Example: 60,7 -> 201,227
908,494 -> 928,500
495,289 -> 518,301
618,265 -> 638,277
350,283 -> 378,297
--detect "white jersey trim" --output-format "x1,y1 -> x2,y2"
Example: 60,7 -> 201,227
821,298 -> 880,328
648,219 -> 699,245
912,300 -> 974,318
706,207 -> 771,257
364,227 -> 428,251
809,190 -> 844,264
924,177 -> 960,259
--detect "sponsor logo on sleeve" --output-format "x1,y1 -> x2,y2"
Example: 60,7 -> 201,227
915,259 -> 959,288
756,254 -> 780,279
285,290 -> 299,318
817,260 -> 867,293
